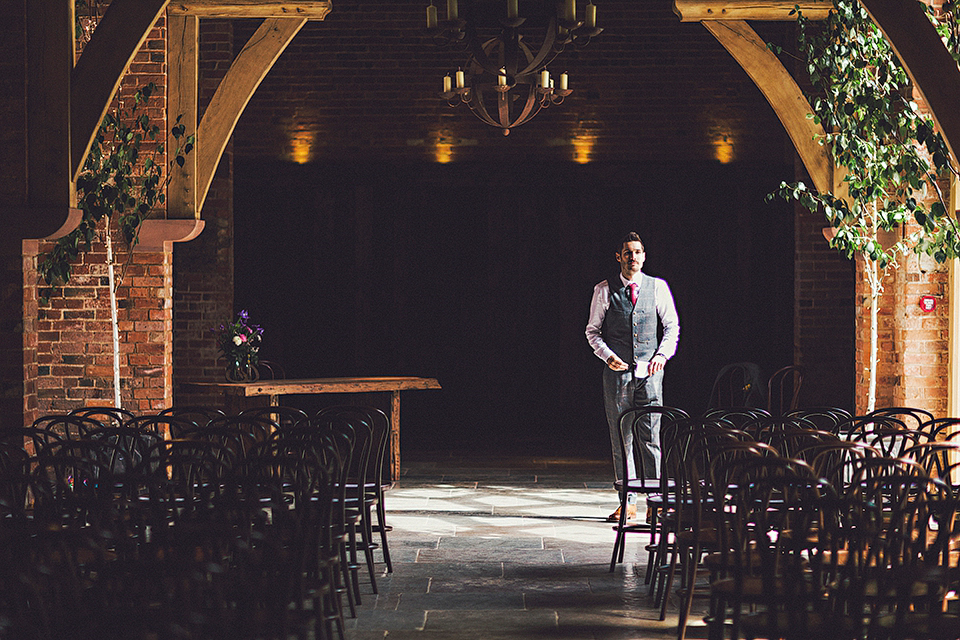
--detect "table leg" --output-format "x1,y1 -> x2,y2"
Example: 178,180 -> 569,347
390,390 -> 401,482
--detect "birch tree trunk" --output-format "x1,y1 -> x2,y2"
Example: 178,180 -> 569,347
866,256 -> 879,413
105,226 -> 122,409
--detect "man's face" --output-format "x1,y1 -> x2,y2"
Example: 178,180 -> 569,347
616,241 -> 645,278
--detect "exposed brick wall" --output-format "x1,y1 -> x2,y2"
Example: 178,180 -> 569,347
794,198 -> 856,411
27,221 -> 172,417
172,19 -> 235,411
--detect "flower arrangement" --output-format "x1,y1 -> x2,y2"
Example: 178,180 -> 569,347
213,310 -> 263,381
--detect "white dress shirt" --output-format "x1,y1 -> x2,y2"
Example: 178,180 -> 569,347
585,273 -> 680,364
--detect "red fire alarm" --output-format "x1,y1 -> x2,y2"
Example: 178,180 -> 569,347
919,295 -> 937,313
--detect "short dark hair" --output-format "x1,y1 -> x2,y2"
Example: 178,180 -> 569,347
619,232 -> 644,252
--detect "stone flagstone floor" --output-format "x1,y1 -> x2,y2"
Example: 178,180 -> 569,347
343,454 -> 708,639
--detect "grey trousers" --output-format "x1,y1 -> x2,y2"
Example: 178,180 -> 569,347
603,367 -> 663,481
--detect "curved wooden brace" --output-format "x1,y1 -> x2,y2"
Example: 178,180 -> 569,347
71,0 -> 170,181
136,219 -> 206,250
859,0 -> 960,166
196,17 -> 308,213
704,20 -> 832,193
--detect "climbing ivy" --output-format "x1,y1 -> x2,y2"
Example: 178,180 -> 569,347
37,83 -> 194,292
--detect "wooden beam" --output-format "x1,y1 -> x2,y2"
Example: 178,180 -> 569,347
859,0 -> 960,168
71,0 -> 170,181
168,0 -> 331,19
196,17 -> 308,213
27,0 -> 74,213
22,0 -> 78,242
674,1 -> 832,21
704,20 -> 832,194
167,14 -> 199,220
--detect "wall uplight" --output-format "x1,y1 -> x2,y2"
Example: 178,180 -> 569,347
713,134 -> 735,164
289,129 -> 317,164
572,131 -> 596,164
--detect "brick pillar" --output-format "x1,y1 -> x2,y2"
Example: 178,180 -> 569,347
794,200 -> 856,411
172,19 -> 235,410
853,221 -> 950,416
28,221 -> 172,415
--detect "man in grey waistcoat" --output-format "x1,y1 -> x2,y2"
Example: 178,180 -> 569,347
585,232 -> 679,521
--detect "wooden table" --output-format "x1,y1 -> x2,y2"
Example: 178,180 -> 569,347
183,376 -> 441,480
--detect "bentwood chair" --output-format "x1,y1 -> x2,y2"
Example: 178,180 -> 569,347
835,464 -> 954,639
766,365 -> 803,415
316,407 -> 381,600
609,405 -> 688,574
707,363 -> 765,410
657,419 -> 756,633
710,457 -> 829,640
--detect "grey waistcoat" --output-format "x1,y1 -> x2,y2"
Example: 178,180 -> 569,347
602,274 -> 657,366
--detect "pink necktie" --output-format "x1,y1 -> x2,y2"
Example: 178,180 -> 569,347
629,283 -> 638,305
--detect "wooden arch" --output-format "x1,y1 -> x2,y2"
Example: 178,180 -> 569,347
24,0 -> 330,248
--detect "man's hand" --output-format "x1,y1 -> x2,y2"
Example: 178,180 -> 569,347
606,355 -> 629,371
648,354 -> 667,375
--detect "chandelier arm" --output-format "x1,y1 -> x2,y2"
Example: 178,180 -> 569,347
468,27 -> 508,77
510,83 -> 543,129
517,14 -> 560,75
467,88 -> 501,128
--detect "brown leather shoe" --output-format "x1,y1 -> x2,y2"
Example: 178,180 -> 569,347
607,504 -> 637,522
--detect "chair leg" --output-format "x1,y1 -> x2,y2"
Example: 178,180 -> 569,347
659,535 -> 681,620
644,508 -> 659,585
374,499 -> 393,573
677,542 -> 700,640
361,502 -> 379,595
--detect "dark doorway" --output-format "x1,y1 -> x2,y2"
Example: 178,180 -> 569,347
234,159 -> 794,457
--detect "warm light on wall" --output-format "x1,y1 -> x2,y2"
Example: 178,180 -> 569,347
433,129 -> 456,163
713,134 -> 735,164
572,132 -> 596,164
289,131 -> 316,164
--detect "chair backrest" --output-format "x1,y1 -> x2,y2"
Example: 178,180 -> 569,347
124,414 -> 197,440
701,406 -> 770,430
88,426 -> 164,475
802,440 -> 877,491
256,359 -> 286,380
707,362 -> 765,410
68,406 -> 136,428
206,414 -> 276,445
239,405 -> 309,431
31,414 -> 102,440
742,414 -> 818,444
865,406 -> 935,432
616,405 -> 689,482
766,365 -> 803,415
899,442 -> 960,490
784,406 -> 853,435
847,416 -> 921,458
157,405 -> 226,428
721,458 -> 834,639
